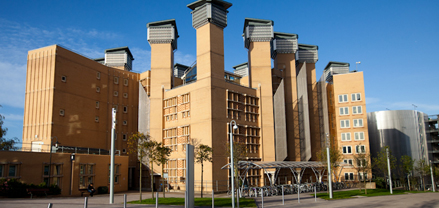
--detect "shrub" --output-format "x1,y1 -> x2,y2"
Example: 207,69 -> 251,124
97,186 -> 108,194
0,178 -> 61,197
374,177 -> 386,189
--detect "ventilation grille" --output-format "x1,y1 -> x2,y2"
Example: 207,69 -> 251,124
297,49 -> 318,63
245,25 -> 273,48
192,4 -> 227,29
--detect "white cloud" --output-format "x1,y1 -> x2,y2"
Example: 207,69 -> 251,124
1,113 -> 23,121
0,62 -> 27,108
174,51 -> 196,66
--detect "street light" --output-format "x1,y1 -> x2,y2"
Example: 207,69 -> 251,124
430,160 -> 435,192
229,120 -> 238,208
48,136 -> 60,187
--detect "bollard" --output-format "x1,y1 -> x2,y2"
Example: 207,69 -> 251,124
282,186 -> 285,205
260,189 -> 264,208
84,197 -> 88,208
156,192 -> 159,208
124,194 -> 127,208
298,186 -> 300,203
314,186 -> 317,202
212,189 -> 215,208
47,203 -> 53,208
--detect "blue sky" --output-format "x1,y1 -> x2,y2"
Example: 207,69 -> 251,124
1,0 -> 438,142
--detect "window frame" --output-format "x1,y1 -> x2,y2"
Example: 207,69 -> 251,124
352,106 -> 363,114
356,145 -> 366,154
114,77 -> 119,84
340,119 -> 350,128
351,93 -> 362,102
338,94 -> 348,103
353,119 -> 364,127
341,132 -> 351,141
342,146 -> 352,154
354,132 -> 365,140
339,107 -> 349,115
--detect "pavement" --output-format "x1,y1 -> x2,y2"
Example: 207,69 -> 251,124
1,190 -> 439,208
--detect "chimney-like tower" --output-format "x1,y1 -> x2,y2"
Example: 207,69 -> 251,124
147,19 -> 178,144
244,18 -> 276,162
187,0 -> 232,81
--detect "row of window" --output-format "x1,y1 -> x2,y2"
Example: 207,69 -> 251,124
96,102 -> 129,113
61,74 -> 131,87
0,164 -> 19,178
341,132 -> 365,141
343,159 -> 368,167
338,93 -> 362,103
342,145 -> 366,154
339,106 -> 363,115
340,119 -> 364,128
344,172 -> 368,181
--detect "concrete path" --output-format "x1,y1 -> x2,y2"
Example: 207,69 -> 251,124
1,190 -> 439,208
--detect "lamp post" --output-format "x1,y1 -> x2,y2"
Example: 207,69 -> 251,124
229,120 -> 238,208
430,160 -> 435,192
386,148 -> 393,194
48,136 -> 60,187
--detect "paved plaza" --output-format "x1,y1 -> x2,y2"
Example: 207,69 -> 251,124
0,190 -> 439,208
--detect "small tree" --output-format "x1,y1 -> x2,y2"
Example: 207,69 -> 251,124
127,132 -> 160,201
317,146 -> 343,182
195,144 -> 213,198
372,146 -> 396,189
353,152 -> 372,194
415,159 -> 430,191
401,155 -> 414,190
225,141 -> 247,196
154,145 -> 171,198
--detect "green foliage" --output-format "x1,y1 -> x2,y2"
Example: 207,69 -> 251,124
0,178 -> 61,197
97,186 -> 108,194
195,144 -> 213,198
373,177 -> 386,189
372,146 -> 396,182
315,188 -> 423,200
317,146 -> 343,181
401,155 -> 414,175
129,197 -> 257,207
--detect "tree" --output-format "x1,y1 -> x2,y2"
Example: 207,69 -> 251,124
353,152 -> 372,194
372,146 -> 396,189
0,106 -> 18,151
317,146 -> 343,182
225,141 -> 247,197
127,132 -> 160,201
415,159 -> 430,191
401,155 -> 414,190
195,144 -> 213,198
154,145 -> 171,198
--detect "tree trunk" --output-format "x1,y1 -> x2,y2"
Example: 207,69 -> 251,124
151,161 -> 154,199
364,174 -> 367,195
423,176 -> 426,191
139,160 -> 142,202
201,162 -> 204,198
162,163 -> 165,198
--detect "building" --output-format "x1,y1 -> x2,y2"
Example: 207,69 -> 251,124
17,0 -> 372,193
368,110 -> 438,172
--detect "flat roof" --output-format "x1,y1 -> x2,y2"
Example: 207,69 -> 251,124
274,32 -> 298,40
298,43 -> 318,50
222,161 -> 350,170
146,19 -> 179,38
187,0 -> 232,10
105,46 -> 134,60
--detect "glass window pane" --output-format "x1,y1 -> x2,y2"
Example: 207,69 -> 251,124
359,119 -> 363,126
8,165 -> 16,177
352,94 -> 355,101
357,94 -> 361,100
346,120 -> 350,127
353,107 -> 357,114
358,106 -> 362,113
339,95 -> 343,102
44,165 -> 49,176
347,133 -> 350,140
344,95 -> 348,102
348,146 -> 351,153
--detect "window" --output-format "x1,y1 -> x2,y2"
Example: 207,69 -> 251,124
61,76 -> 67,82
97,72 -> 101,79
8,165 -> 16,177
123,134 -> 127,141
353,119 -> 363,127
357,158 -> 367,167
114,77 -> 119,84
79,164 -> 95,189
0,165 -> 4,177
342,146 -> 352,154
356,145 -> 366,154
114,91 -> 118,97
95,116 -> 99,122
344,172 -> 354,181
123,106 -> 127,113
122,149 -> 126,154
341,132 -> 351,141
339,107 -> 349,115
124,79 -> 128,86
59,109 -> 65,116
108,164 -> 121,184
340,120 -> 350,128
123,120 -> 127,125
354,132 -> 365,140
123,93 -> 128,98
359,172 -> 368,180
344,159 -> 353,165
96,101 -> 99,109
338,94 -> 348,103
351,93 -> 361,101
96,87 -> 100,92
352,106 -> 362,114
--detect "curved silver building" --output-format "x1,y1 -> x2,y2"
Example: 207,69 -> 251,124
367,110 -> 429,170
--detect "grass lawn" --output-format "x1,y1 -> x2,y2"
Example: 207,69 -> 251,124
129,197 -> 257,207
315,188 -> 432,200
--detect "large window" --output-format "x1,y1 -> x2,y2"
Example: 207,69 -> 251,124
338,94 -> 348,103
343,159 -> 353,165
339,107 -> 349,115
8,165 -> 17,177
108,164 -> 121,184
0,165 -> 4,178
79,164 -> 95,189
0,164 -> 20,179
353,119 -> 364,127
358,172 -> 368,181
351,93 -> 361,101
341,132 -> 351,141
352,106 -> 362,114
342,146 -> 352,154
356,145 -> 366,154
345,172 -> 354,181
340,120 -> 350,128
354,132 -> 365,140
